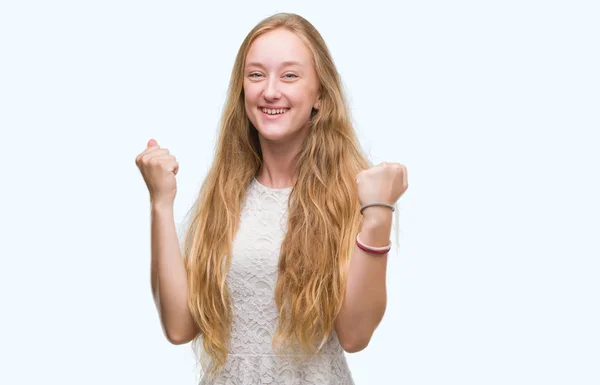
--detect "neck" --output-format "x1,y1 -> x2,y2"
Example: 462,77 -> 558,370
255,130 -> 307,189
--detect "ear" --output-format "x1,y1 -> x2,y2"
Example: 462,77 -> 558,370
313,97 -> 321,110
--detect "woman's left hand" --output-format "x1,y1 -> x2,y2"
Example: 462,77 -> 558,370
356,162 -> 408,217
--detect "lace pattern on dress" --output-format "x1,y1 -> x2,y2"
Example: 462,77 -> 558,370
198,179 -> 354,385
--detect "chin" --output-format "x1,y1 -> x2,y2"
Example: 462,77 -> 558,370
252,120 -> 290,140
255,128 -> 290,142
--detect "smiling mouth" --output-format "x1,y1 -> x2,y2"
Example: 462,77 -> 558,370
260,107 -> 289,116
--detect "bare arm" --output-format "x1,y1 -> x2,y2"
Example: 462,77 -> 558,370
150,202 -> 199,344
334,207 -> 392,353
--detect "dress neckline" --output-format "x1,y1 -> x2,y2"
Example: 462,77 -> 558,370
252,177 -> 293,193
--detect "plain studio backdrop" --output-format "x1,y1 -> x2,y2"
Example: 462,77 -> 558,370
0,0 -> 598,384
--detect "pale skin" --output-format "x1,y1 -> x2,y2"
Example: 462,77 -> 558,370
134,27 -> 409,351
335,162 -> 407,352
135,138 -> 199,344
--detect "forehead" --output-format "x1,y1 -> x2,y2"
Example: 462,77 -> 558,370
245,28 -> 313,68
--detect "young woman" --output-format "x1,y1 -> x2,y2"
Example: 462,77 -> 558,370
135,12 -> 408,385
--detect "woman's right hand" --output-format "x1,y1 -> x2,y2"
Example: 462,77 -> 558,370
135,139 -> 179,206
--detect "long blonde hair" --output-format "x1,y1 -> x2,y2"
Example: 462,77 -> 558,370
182,12 -> 383,376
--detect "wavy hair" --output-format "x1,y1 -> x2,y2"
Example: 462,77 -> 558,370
181,12 -> 397,377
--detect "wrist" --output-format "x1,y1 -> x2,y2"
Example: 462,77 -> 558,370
360,215 -> 392,248
361,206 -> 393,227
151,200 -> 174,213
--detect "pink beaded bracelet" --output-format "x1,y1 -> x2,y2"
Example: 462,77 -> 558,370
355,232 -> 392,255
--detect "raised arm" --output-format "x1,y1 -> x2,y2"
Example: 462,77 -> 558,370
150,202 -> 198,344
136,139 -> 199,344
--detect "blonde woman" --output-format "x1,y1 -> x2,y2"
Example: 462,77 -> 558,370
135,12 -> 408,385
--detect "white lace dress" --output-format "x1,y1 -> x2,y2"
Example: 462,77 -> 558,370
198,178 -> 355,385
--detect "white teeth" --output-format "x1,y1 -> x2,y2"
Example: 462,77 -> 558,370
261,108 -> 288,115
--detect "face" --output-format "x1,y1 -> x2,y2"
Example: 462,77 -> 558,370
243,28 -> 320,143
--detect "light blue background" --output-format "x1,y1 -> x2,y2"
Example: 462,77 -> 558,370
0,1 -> 598,384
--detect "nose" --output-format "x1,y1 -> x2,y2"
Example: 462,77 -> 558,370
263,77 -> 281,101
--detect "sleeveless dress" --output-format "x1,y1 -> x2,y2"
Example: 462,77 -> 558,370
198,178 -> 355,385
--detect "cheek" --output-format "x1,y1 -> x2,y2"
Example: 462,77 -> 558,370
243,83 -> 258,105
286,89 -> 306,108
291,83 -> 318,106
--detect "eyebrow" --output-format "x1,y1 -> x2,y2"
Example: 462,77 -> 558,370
245,60 -> 304,69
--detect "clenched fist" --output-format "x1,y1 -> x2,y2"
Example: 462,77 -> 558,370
356,162 -> 408,219
135,139 -> 179,206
